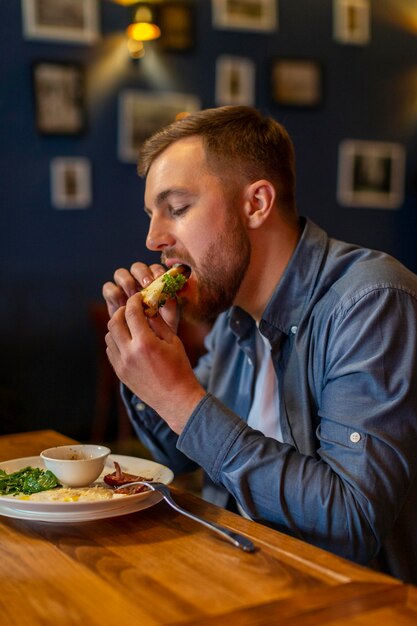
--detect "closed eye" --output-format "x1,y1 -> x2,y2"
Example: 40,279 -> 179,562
170,205 -> 189,217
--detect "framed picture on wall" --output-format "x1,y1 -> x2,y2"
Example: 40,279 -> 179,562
212,0 -> 278,32
215,55 -> 256,106
118,90 -> 201,163
333,0 -> 370,45
158,1 -> 195,51
50,157 -> 92,210
337,140 -> 405,209
32,61 -> 86,135
22,0 -> 99,44
271,58 -> 323,108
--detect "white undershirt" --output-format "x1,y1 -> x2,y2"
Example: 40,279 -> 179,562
237,328 -> 282,519
246,329 -> 282,441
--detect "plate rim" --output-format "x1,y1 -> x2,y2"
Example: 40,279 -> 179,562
0,491 -> 163,523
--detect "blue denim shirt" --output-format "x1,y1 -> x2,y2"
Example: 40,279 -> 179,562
123,218 -> 417,583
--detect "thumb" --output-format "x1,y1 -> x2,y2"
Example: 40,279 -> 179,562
158,298 -> 180,334
147,313 -> 176,343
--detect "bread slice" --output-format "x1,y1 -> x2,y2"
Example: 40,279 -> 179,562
140,264 -> 190,317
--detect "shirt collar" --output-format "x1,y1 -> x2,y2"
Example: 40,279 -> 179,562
229,218 -> 328,342
262,217 -> 328,336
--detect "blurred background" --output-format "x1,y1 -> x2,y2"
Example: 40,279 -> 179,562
1,0 -> 417,453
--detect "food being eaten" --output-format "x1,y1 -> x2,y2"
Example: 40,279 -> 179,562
140,264 -> 190,317
104,461 -> 151,494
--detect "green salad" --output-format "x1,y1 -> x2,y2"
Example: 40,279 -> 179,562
0,466 -> 61,496
161,272 -> 187,299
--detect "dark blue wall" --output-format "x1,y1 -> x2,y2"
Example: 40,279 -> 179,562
1,0 -> 417,439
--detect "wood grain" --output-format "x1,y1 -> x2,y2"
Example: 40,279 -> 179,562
0,430 -> 415,625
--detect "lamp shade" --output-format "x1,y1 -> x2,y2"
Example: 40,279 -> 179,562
126,21 -> 161,41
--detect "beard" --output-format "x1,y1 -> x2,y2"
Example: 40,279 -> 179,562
163,211 -> 251,323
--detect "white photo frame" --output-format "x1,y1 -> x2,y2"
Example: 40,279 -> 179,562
51,158 -> 92,210
118,90 -> 201,163
22,0 -> 100,44
215,56 -> 256,106
333,0 -> 370,45
337,140 -> 405,210
212,0 -> 278,32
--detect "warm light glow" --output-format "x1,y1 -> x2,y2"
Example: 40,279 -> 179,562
374,0 -> 417,36
111,0 -> 160,5
88,34 -> 131,108
112,0 -> 141,4
134,6 -> 153,22
127,38 -> 145,58
126,22 -> 161,41
175,111 -> 191,121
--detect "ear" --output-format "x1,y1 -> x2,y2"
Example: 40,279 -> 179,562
243,180 -> 276,229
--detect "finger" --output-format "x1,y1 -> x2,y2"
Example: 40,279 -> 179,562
104,326 -> 123,377
105,329 -> 120,359
107,305 -> 132,346
130,262 -> 166,288
125,294 -> 175,343
149,263 -> 167,279
113,267 -> 139,297
124,293 -> 158,340
102,281 -> 128,317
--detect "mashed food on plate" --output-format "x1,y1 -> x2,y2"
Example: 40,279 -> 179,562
25,486 -> 115,503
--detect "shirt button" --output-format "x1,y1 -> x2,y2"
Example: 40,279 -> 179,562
135,402 -> 146,412
290,325 -> 298,335
350,431 -> 361,443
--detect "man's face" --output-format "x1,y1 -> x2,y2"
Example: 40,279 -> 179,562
144,136 -> 251,321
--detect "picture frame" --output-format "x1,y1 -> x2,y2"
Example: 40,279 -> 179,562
333,0 -> 370,45
215,55 -> 256,106
118,90 -> 201,163
50,158 -> 92,210
212,0 -> 278,32
271,58 -> 323,108
22,0 -> 99,44
158,1 -> 195,51
337,140 -> 405,210
32,61 -> 86,136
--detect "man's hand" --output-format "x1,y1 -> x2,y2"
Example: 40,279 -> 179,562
105,291 -> 206,434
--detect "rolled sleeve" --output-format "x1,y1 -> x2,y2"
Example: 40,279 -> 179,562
178,393 -> 247,481
121,385 -> 198,474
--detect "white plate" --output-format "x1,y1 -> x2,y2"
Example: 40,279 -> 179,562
0,454 -> 173,522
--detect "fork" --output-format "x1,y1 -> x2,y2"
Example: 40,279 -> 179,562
115,481 -> 256,553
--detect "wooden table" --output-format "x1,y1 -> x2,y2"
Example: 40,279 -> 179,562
0,430 -> 416,625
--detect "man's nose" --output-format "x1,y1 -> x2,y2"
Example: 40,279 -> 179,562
146,218 -> 176,251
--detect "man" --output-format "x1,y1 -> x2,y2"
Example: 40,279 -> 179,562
103,106 -> 417,583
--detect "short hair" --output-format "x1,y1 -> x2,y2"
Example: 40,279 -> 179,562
138,105 -> 297,214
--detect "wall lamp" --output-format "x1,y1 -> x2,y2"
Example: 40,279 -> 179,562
126,2 -> 161,59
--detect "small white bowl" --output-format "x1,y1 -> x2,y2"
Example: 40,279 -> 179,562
40,444 -> 111,488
